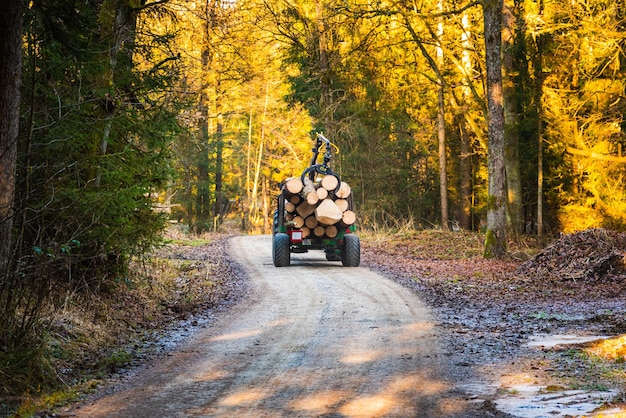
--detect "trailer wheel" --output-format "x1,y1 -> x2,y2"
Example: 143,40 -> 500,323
273,233 -> 291,267
341,234 -> 360,267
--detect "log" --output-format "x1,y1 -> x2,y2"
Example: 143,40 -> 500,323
336,181 -> 351,199
304,215 -> 318,229
285,201 -> 296,213
301,226 -> 311,238
285,213 -> 294,221
335,198 -> 349,212
302,177 -> 319,206
325,225 -> 338,238
284,177 -> 304,195
306,192 -> 319,205
313,225 -> 326,237
341,210 -> 356,226
321,175 -> 339,191
315,199 -> 343,225
292,216 -> 305,228
316,187 -> 328,200
289,195 -> 302,204
296,202 -> 316,218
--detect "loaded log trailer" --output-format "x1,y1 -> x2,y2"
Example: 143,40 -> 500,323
272,134 -> 360,267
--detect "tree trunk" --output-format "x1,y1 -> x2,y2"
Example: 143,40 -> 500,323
458,11 -> 474,231
502,0 -> 523,235
483,0 -> 507,258
244,106 -> 253,231
536,67 -> 544,239
533,0 -> 545,239
197,20 -> 211,233
0,1 -> 23,274
437,87 -> 449,231
196,152 -> 210,234
458,119 -> 473,230
213,80 -> 224,226
436,0 -> 449,231
400,7 -> 451,230
262,176 -> 270,233
251,83 -> 269,228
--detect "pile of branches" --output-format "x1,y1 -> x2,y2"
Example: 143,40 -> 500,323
516,228 -> 626,281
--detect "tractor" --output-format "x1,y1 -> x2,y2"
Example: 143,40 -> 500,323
272,134 -> 360,267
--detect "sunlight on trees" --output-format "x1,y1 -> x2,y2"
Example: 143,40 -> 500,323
538,0 -> 626,233
160,0 -> 626,241
3,0 -> 626,400
1,0 -> 624,279
166,0 -> 313,234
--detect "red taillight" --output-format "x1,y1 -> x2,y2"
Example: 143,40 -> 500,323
289,230 -> 303,242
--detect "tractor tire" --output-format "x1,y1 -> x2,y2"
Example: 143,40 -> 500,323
273,233 -> 291,267
341,234 -> 360,267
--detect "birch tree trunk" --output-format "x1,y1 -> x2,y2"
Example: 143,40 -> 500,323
483,0 -> 507,258
0,1 -> 23,275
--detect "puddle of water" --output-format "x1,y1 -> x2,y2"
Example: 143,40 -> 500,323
526,334 -> 612,349
494,384 -> 619,418
458,334 -> 624,417
458,382 -> 624,417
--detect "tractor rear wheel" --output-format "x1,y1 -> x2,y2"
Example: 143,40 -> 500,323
273,233 -> 291,267
341,234 -> 360,267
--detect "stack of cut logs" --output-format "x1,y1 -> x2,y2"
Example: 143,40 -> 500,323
282,175 -> 356,239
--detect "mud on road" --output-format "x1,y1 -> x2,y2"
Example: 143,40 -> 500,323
68,235 -> 495,417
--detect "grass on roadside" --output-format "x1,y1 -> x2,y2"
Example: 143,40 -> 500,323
2,230 -> 234,418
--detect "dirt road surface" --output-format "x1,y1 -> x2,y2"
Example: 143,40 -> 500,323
69,235 -> 492,417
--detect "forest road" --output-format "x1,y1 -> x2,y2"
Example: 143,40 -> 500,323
69,235 -> 488,417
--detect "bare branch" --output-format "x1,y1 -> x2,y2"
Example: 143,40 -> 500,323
566,147 -> 626,163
